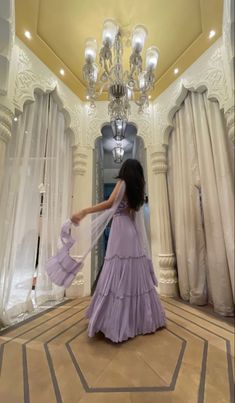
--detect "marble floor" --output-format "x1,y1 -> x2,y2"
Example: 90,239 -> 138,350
0,297 -> 234,403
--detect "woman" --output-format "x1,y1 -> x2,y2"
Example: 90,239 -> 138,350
71,159 -> 166,343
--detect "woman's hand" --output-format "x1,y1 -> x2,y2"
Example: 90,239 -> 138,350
71,209 -> 87,225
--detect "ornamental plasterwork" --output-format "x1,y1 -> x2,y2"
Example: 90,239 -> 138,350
14,46 -> 57,112
13,39 -> 83,145
153,38 -> 232,145
85,100 -> 153,147
0,0 -> 14,95
85,102 -> 109,146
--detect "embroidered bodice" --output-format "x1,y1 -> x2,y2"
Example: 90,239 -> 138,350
115,199 -> 129,215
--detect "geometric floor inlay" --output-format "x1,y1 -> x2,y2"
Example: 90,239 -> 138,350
0,297 -> 234,403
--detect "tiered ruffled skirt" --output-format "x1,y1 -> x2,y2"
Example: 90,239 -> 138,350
86,213 -> 166,342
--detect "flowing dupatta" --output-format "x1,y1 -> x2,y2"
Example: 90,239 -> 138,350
46,180 -> 151,287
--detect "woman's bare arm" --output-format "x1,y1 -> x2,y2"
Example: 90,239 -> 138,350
71,180 -> 123,224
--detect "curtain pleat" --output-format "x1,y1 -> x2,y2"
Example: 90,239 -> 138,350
0,92 -> 72,325
0,94 -> 48,324
35,94 -> 72,305
168,91 -> 234,316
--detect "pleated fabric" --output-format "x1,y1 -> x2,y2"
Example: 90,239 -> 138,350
87,211 -> 166,343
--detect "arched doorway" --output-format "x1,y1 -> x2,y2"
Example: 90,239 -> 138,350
91,123 -> 150,291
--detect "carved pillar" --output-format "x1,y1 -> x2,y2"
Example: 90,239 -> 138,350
0,0 -> 14,95
150,144 -> 178,297
0,0 -> 15,188
65,145 -> 93,298
225,106 -> 235,144
222,0 -> 235,144
0,103 -> 13,189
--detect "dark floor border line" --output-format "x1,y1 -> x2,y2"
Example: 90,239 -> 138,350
24,305 -> 89,345
170,297 -> 235,326
66,327 -> 187,394
0,300 -> 89,374
22,311 -> 89,403
0,298 -> 71,375
166,318 -> 208,403
163,299 -> 234,334
43,317 -> 88,403
197,342 -> 208,403
46,309 -> 89,345
166,312 -> 234,403
167,331 -> 186,390
226,340 -> 235,403
0,299 -> 72,336
22,345 -> 30,403
66,328 -> 91,392
0,298 -> 89,344
164,306 -> 233,342
44,344 -> 63,403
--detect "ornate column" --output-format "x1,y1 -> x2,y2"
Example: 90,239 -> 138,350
150,144 -> 178,297
0,103 -> 13,188
65,145 -> 93,298
225,106 -> 235,144
222,0 -> 235,144
0,0 -> 15,188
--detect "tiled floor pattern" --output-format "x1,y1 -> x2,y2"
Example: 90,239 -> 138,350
0,297 -> 234,403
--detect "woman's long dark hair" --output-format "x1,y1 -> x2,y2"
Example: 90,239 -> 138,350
116,159 -> 145,211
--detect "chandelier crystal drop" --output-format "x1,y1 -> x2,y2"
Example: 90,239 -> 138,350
83,19 -> 159,134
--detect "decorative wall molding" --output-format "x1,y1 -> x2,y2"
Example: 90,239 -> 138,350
84,100 -> 154,148
222,0 -> 234,90
0,0 -> 14,95
85,102 -> 109,147
12,38 -> 83,145
153,38 -> 234,145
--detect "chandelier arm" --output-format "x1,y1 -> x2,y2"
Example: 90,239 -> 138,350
96,81 -> 111,97
83,21 -> 158,130
103,59 -> 111,77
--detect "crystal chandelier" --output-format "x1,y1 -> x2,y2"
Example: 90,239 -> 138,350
83,19 -> 159,138
112,142 -> 125,163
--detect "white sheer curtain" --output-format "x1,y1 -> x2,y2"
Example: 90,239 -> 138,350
0,93 -> 49,324
35,94 -> 72,305
168,91 -> 234,316
0,92 -> 72,325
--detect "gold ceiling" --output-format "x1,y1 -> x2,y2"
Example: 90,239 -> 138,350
15,0 -> 223,101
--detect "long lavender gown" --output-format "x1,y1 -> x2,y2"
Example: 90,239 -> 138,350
86,199 -> 166,343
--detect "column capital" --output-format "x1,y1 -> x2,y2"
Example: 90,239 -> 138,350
0,103 -> 13,144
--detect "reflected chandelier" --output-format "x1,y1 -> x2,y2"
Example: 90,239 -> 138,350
83,19 -> 159,140
112,142 -> 124,164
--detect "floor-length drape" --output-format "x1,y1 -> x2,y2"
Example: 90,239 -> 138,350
0,94 -> 49,324
0,92 -> 72,325
168,91 -> 234,316
35,95 -> 72,305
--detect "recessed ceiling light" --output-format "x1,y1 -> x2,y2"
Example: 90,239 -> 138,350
174,68 -> 179,75
86,95 -> 90,100
209,30 -> 216,39
24,30 -> 32,39
148,95 -> 151,99
59,69 -> 65,76
13,117 -> 18,122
